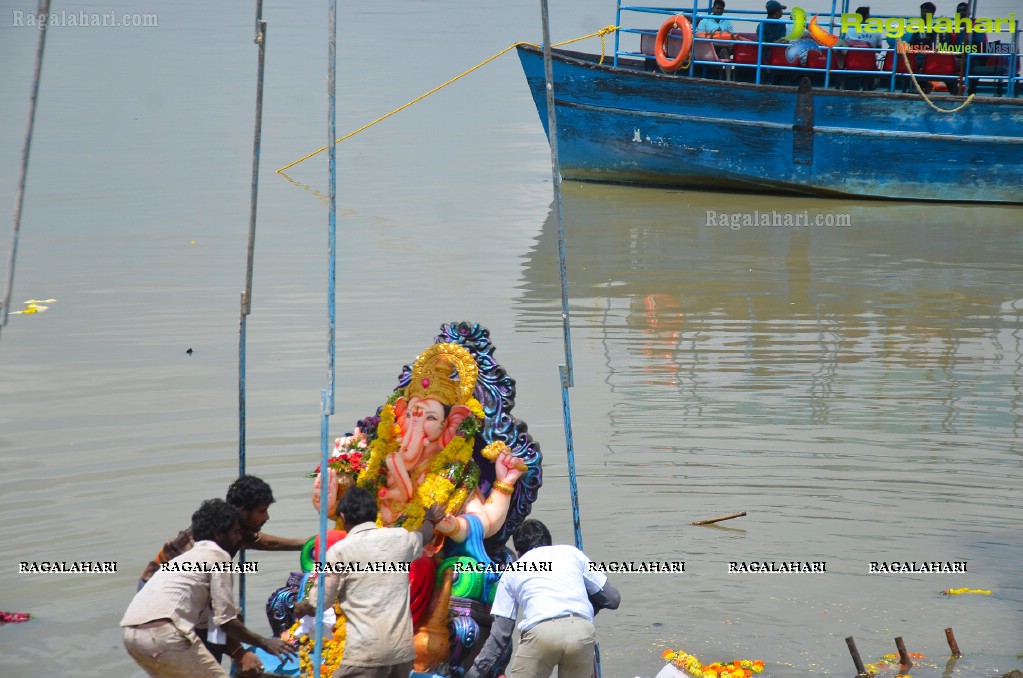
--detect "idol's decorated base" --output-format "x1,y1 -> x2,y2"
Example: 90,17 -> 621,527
248,644 -> 448,678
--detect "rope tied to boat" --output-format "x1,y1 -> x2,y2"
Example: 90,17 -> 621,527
897,41 -> 976,114
276,26 -> 620,173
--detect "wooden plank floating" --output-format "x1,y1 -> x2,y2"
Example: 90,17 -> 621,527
691,511 -> 747,526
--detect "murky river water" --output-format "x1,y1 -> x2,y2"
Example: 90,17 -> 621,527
1,1 -> 1020,677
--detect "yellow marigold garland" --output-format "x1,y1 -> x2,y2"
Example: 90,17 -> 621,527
290,603 -> 347,678
663,649 -> 764,678
466,397 -> 485,419
355,400 -> 476,532
399,434 -> 475,531
865,652 -> 925,675
942,587 -> 991,596
356,403 -> 398,490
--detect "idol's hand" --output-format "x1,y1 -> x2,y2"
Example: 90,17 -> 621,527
311,467 -> 339,519
494,451 -> 526,485
434,510 -> 459,534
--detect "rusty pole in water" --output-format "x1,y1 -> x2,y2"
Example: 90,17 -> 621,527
1,0 -> 51,340
237,0 -> 268,621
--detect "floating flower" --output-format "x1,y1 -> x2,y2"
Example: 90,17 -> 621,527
942,587 -> 991,596
663,648 -> 763,678
10,299 -> 55,315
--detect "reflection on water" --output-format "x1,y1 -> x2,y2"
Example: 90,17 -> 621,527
516,182 -> 1023,677
521,184 -> 1023,438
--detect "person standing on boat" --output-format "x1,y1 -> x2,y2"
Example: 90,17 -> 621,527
121,499 -> 297,677
293,486 -> 445,678
136,475 -> 309,675
464,519 -> 621,678
758,0 -> 789,45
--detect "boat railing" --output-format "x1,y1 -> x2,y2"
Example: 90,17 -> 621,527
614,2 -> 1020,97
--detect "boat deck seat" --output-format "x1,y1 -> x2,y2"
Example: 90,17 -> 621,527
640,29 -> 689,59
732,43 -> 760,65
923,53 -> 958,76
881,50 -> 913,74
842,42 -> 879,72
804,49 -> 830,70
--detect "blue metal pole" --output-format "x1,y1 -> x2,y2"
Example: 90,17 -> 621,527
539,2 -> 599,677
314,0 -> 338,673
539,0 -> 581,552
314,390 -> 331,678
1,0 -> 50,340
238,0 -> 267,621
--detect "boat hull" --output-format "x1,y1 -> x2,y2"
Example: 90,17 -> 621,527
516,45 -> 1023,203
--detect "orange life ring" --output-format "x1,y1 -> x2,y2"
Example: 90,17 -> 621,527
655,15 -> 694,73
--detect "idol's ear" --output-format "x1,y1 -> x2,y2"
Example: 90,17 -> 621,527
392,397 -> 408,433
440,404 -> 472,446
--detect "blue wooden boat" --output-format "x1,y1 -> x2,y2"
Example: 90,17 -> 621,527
515,2 -> 1023,203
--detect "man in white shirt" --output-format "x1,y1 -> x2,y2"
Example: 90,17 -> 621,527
121,499 -> 296,677
843,6 -> 885,48
465,520 -> 621,678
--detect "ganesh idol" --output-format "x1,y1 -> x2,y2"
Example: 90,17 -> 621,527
283,323 -> 542,678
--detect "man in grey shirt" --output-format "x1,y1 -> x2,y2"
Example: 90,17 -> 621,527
294,486 -> 443,678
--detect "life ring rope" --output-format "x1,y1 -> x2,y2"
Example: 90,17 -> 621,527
655,14 -> 694,73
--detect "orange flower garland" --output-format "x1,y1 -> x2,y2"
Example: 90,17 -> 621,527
288,602 -> 347,678
663,648 -> 764,678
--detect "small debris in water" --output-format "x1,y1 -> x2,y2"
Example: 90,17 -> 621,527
10,299 -> 55,315
186,348 -> 193,356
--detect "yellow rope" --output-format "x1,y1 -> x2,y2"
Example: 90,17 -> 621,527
276,26 -> 620,173
897,41 -> 976,114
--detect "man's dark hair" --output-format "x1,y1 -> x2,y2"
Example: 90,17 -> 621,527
192,498 -> 242,542
338,486 -> 379,527
226,475 -> 275,510
854,6 -> 870,18
920,2 -> 936,12
513,519 -> 553,556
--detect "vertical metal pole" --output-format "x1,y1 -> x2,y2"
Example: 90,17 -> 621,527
1,0 -> 51,339
238,0 -> 267,620
540,3 -> 599,677
314,390 -> 331,678
314,0 -> 338,673
539,0 -> 581,549
613,0 -> 622,67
